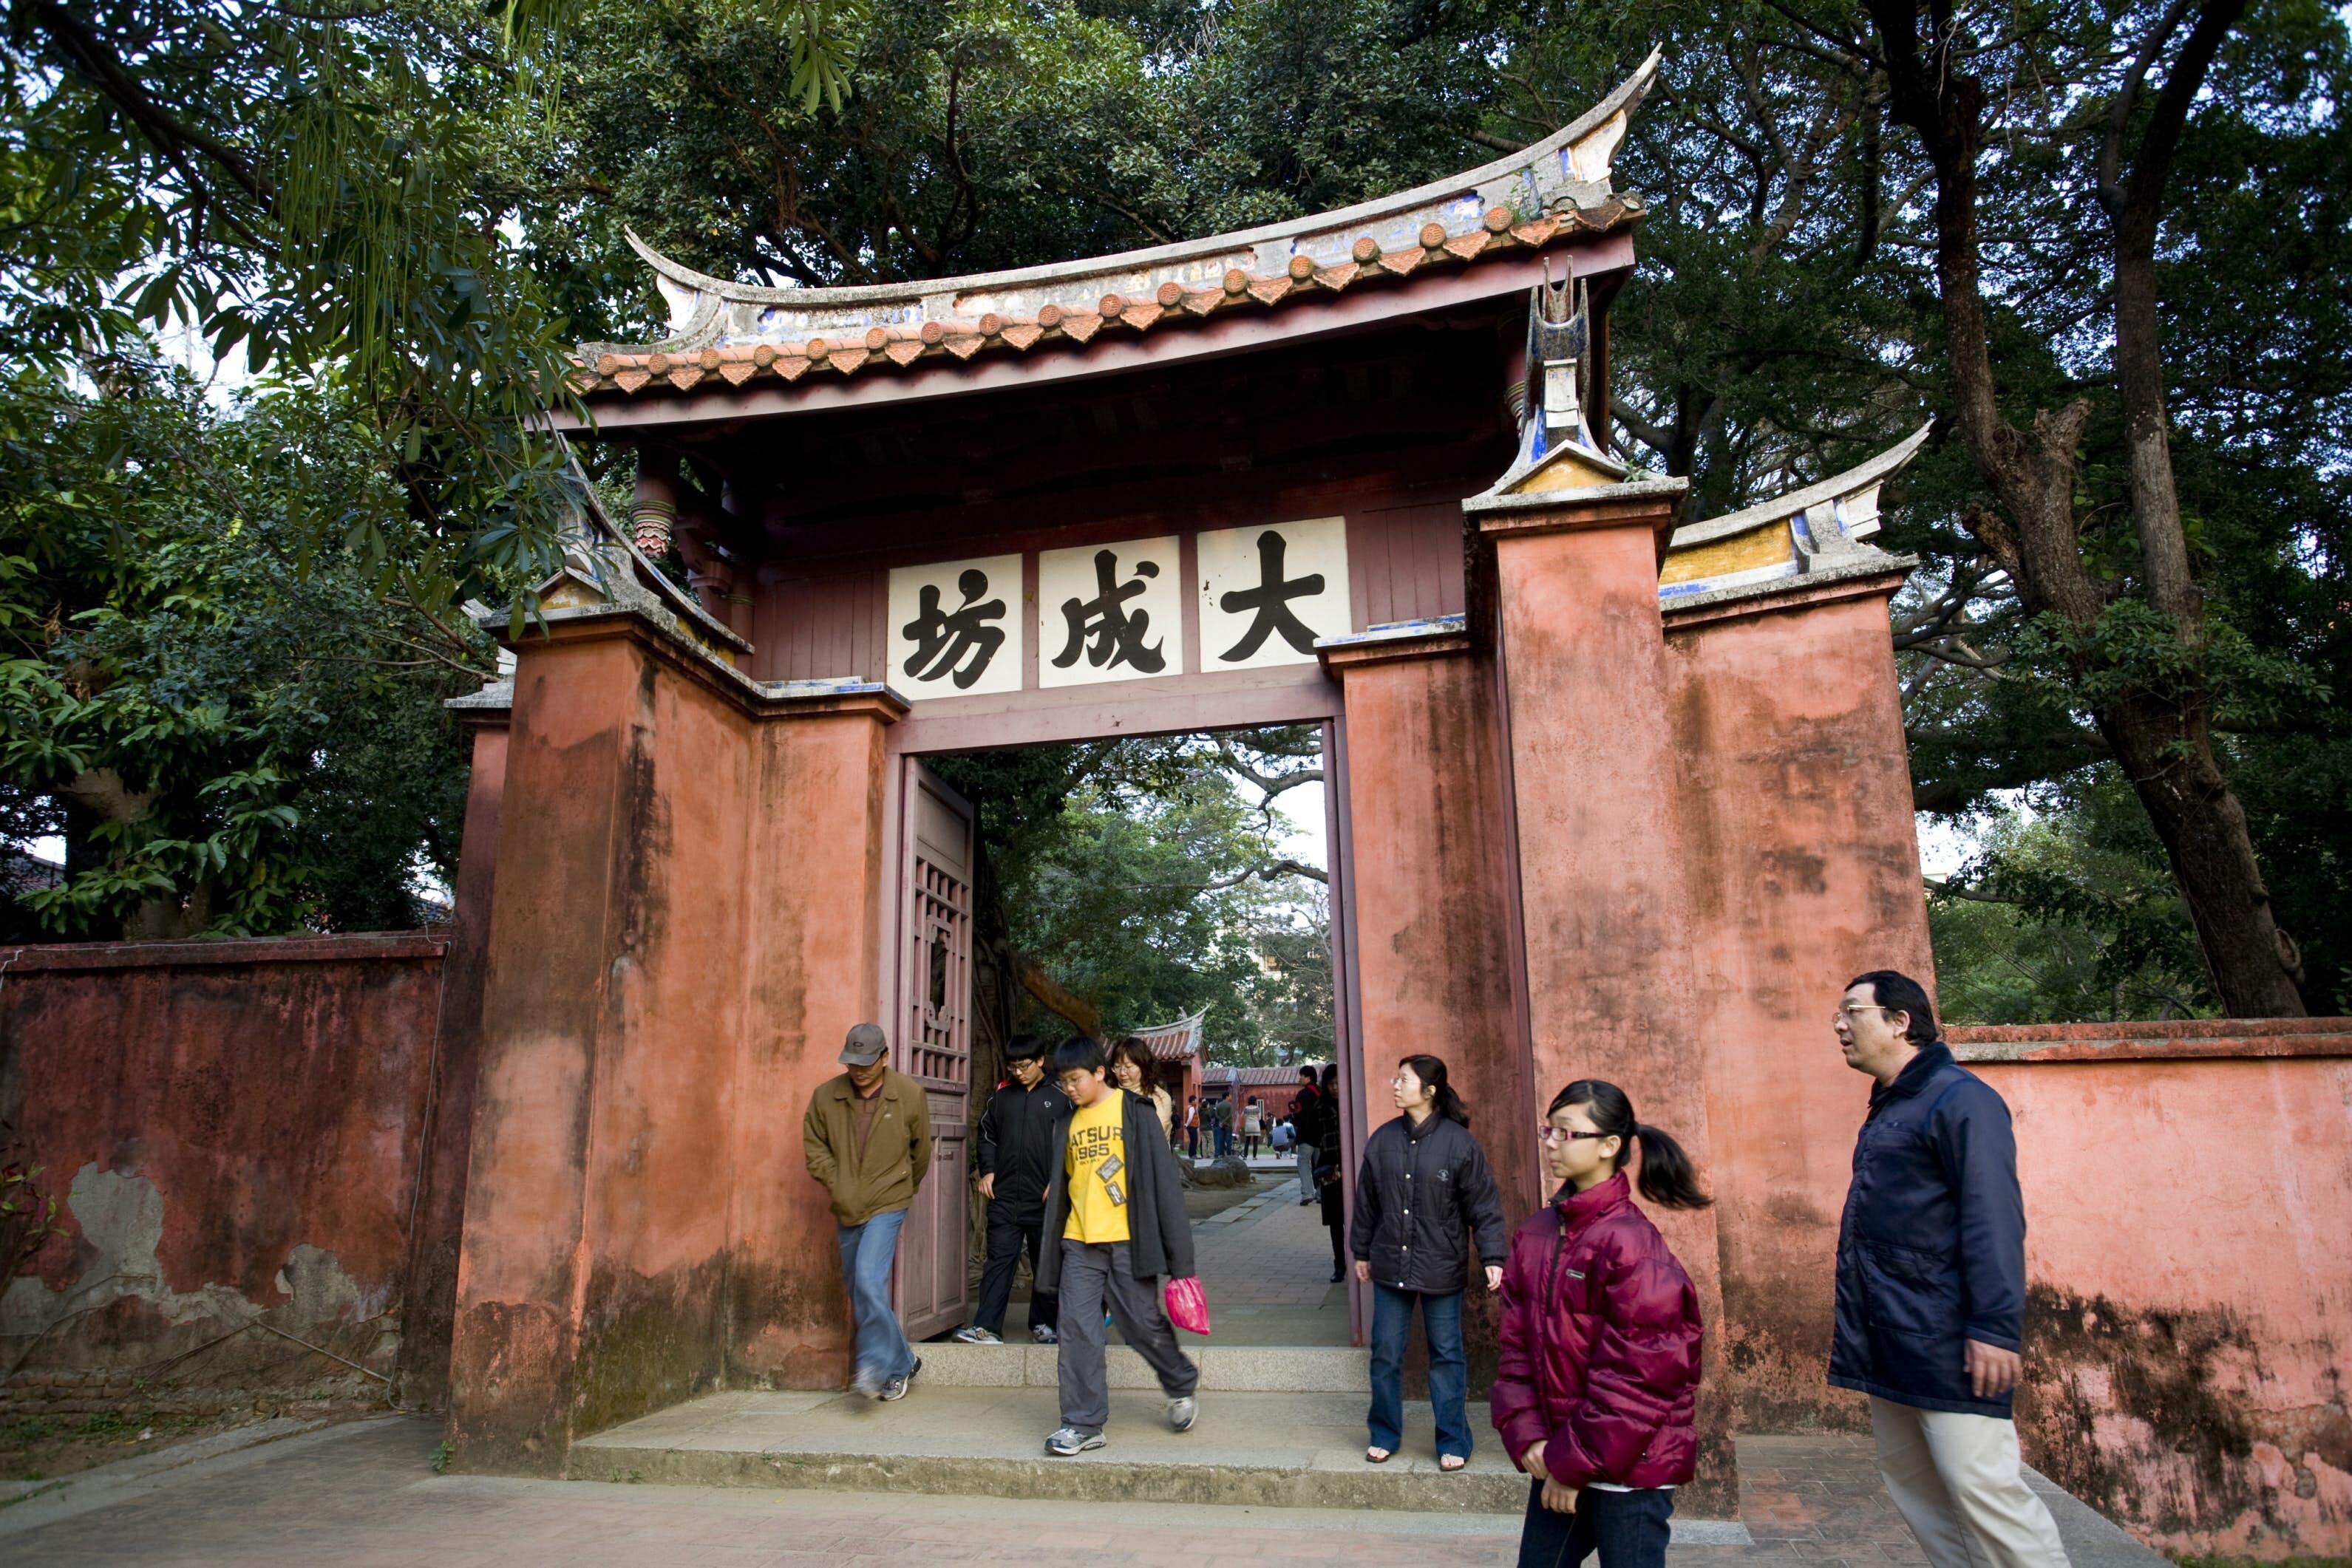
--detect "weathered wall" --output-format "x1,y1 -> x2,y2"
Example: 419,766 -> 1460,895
1662,580 -> 1933,1429
446,622 -> 754,1473
0,934 -> 446,1406
396,717 -> 506,1407
1486,497 -> 1736,1514
1330,638 -> 1533,1391
1951,1023 -> 2352,1559
726,707 -> 894,1387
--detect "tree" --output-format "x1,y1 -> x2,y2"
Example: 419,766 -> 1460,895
1826,0 -> 2315,1012
0,368 -> 487,938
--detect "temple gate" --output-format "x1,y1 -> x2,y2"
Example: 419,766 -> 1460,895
440,52 -> 1935,1505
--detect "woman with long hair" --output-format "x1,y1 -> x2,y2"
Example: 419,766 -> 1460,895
1350,1054 -> 1508,1470
1492,1080 -> 1710,1568
1242,1097 -> 1263,1157
1107,1035 -> 1173,1142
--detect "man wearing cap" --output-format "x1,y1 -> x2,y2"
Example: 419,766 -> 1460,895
803,1022 -> 931,1400
953,1032 -> 1068,1346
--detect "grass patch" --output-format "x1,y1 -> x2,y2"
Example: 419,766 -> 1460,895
0,1408 -> 235,1483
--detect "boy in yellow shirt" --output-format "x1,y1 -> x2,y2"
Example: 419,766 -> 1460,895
1035,1036 -> 1200,1455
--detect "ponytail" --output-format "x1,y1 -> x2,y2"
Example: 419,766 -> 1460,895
1547,1079 -> 1712,1210
1397,1054 -> 1471,1128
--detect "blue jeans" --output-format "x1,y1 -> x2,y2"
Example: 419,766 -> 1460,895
1517,1479 -> 1674,1568
1367,1284 -> 1469,1459
836,1209 -> 917,1385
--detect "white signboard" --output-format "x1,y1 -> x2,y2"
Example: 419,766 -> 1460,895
887,554 -> 1024,698
1197,517 -> 1351,669
1037,536 -> 1181,688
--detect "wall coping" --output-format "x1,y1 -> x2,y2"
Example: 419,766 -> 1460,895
1947,1017 -> 2352,1064
0,931 -> 449,975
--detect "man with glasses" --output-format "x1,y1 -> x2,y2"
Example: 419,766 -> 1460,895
1832,971 -> 2070,1568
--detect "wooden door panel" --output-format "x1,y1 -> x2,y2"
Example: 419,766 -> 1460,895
897,761 -> 974,1342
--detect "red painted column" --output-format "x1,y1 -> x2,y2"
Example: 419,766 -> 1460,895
1327,626 -> 1534,1388
726,692 -> 901,1388
1662,578 -> 1931,1428
1480,483 -> 1738,1512
446,618 -> 755,1474
397,711 -> 507,1406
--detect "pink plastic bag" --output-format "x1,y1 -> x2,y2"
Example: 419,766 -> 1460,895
1163,1275 -> 1211,1337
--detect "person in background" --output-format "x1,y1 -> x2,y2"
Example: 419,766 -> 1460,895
1492,1079 -> 1710,1568
1242,1096 -> 1263,1158
954,1033 -> 1068,1346
801,1023 -> 929,1401
1211,1094 -> 1233,1159
1291,1065 -> 1324,1203
1352,1053 -> 1508,1471
1314,1062 -> 1346,1283
1107,1035 -> 1173,1141
1037,1036 -> 1200,1456
1184,1094 -> 1202,1159
1832,971 -> 2070,1568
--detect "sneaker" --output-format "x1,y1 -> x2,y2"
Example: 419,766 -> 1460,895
1032,1324 -> 1058,1345
951,1325 -> 1002,1344
1168,1395 -> 1197,1433
877,1357 -> 921,1402
1045,1426 -> 1107,1456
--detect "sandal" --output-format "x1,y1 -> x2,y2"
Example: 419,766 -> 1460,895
1365,1447 -> 1393,1464
1438,1454 -> 1467,1472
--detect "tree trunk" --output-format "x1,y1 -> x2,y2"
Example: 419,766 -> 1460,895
2096,702 -> 2305,1014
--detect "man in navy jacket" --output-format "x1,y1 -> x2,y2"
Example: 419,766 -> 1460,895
1832,970 -> 2069,1568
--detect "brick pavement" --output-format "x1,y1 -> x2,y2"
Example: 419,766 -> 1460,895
0,1408 -> 2164,1567
1193,1178 -> 1342,1309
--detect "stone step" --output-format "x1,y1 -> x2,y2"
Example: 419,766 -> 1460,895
917,1340 -> 1366,1391
574,1387 -> 1533,1514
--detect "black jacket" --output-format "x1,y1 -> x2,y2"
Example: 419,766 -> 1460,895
1036,1088 -> 1196,1289
1829,1042 -> 2028,1417
975,1076 -> 1070,1210
1350,1112 -> 1508,1295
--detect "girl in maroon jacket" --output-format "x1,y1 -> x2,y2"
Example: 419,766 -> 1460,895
1492,1080 -> 1710,1568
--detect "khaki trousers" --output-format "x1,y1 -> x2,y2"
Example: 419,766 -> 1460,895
1869,1397 -> 2071,1568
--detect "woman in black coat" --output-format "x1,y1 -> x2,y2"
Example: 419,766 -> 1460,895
1351,1053 -> 1508,1470
1314,1063 -> 1346,1281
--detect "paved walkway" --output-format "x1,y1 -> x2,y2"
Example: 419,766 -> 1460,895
0,1412 -> 2165,1567
1193,1177 -> 1340,1309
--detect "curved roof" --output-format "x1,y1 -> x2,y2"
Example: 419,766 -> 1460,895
570,52 -> 1659,403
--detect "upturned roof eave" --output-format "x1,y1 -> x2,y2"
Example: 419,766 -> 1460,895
614,48 -> 1661,321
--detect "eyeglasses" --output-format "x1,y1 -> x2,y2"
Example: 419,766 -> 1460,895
1537,1125 -> 1614,1146
1835,1003 -> 1891,1023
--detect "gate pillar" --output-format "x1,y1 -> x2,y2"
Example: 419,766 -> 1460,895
446,613 -> 758,1473
1475,475 -> 1738,1513
726,689 -> 903,1386
1322,621 -> 1534,1389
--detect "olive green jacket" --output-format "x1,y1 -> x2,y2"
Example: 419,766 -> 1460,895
803,1068 -> 931,1226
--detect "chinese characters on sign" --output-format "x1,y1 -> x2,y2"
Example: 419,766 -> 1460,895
887,554 -> 1024,698
885,521 -> 1349,700
1197,517 -> 1349,671
1037,537 -> 1179,688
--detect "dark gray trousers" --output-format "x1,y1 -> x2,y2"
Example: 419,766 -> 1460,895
1055,1238 -> 1198,1431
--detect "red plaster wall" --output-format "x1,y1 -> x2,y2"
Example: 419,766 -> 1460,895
1490,517 -> 1736,1512
727,711 -> 894,1386
1954,1034 -> 2352,1558
447,629 -> 754,1472
398,719 -> 506,1405
0,935 -> 444,1386
1662,590 -> 1934,1428
1336,648 -> 1534,1386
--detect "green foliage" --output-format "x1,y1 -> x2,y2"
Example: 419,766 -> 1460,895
0,371 -> 488,939
931,730 -> 1330,1063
